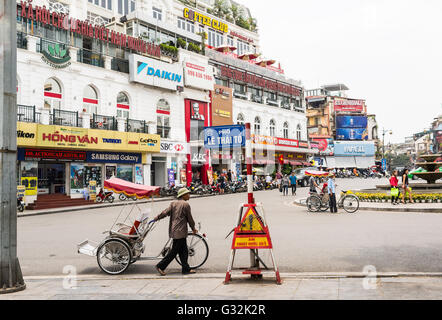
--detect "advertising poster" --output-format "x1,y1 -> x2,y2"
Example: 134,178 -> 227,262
168,169 -> 175,187
89,180 -> 97,201
336,116 -> 367,129
207,167 -> 213,185
135,165 -> 143,184
84,166 -> 102,187
117,165 -> 134,182
336,128 -> 369,140
17,185 -> 26,200
211,84 -> 233,126
20,161 -> 38,196
180,169 -> 187,185
70,164 -> 85,195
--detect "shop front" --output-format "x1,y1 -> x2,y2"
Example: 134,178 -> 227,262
151,141 -> 189,187
16,122 -> 160,203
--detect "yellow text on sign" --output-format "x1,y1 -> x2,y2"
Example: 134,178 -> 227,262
234,236 -> 269,248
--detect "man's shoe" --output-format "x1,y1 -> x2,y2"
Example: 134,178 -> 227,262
156,266 -> 166,276
182,270 -> 196,275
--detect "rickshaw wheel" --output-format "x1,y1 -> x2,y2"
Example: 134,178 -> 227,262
97,238 -> 132,275
175,233 -> 209,269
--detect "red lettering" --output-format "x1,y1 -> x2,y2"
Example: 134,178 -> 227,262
42,133 -> 51,141
20,1 -> 27,18
36,6 -> 42,22
27,3 -> 34,20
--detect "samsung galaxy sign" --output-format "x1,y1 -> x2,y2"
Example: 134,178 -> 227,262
129,54 -> 183,91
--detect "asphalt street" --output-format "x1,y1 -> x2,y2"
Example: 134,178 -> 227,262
17,177 -> 442,277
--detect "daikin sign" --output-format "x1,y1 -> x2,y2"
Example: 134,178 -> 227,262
129,54 -> 184,91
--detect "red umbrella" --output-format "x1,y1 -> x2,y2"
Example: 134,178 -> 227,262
104,178 -> 161,199
238,52 -> 259,60
256,59 -> 276,67
215,45 -> 237,53
304,170 -> 329,177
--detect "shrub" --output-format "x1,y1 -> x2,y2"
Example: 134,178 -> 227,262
187,42 -> 201,53
177,38 -> 187,49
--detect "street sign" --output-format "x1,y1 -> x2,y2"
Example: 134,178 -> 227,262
204,125 -> 245,149
382,158 -> 387,170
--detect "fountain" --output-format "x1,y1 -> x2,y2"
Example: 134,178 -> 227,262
412,154 -> 442,184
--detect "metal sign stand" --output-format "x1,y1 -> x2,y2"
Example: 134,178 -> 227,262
224,123 -> 281,285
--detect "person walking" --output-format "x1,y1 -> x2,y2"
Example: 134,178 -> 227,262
154,188 -> 198,276
289,172 -> 297,195
327,172 -> 338,213
401,169 -> 414,204
281,174 -> 290,196
276,171 -> 282,189
227,170 -> 232,182
219,173 -> 226,194
389,170 -> 400,205
309,174 -> 319,193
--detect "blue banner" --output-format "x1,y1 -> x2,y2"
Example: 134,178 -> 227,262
204,125 -> 245,149
336,116 -> 367,129
336,128 -> 369,140
334,141 -> 375,156
86,151 -> 142,164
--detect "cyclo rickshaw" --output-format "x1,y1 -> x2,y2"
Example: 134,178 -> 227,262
77,178 -> 209,275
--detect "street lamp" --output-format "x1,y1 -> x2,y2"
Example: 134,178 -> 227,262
382,128 -> 393,159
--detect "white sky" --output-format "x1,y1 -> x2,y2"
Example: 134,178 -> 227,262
238,0 -> 442,143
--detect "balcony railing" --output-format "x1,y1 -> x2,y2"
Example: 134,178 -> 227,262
78,49 -> 105,68
281,102 -> 291,110
91,114 -> 117,131
111,57 -> 129,73
233,91 -> 248,100
17,104 -> 36,122
251,95 -> 263,104
52,109 -> 81,127
267,99 -> 279,107
127,119 -> 148,133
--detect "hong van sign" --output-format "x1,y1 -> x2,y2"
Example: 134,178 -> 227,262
129,54 -> 184,91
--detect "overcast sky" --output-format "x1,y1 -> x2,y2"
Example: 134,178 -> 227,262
238,0 -> 442,144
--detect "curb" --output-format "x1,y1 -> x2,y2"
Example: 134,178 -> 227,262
23,272 -> 442,282
294,199 -> 442,213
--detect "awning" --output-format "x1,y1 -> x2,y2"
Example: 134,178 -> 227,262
104,178 -> 161,199
302,161 -> 311,166
355,156 -> 375,169
291,161 -> 303,166
334,157 -> 357,168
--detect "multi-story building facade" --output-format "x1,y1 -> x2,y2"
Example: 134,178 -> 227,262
15,0 -> 310,206
306,84 -> 375,169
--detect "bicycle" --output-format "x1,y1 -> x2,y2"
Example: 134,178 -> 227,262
307,190 -> 360,213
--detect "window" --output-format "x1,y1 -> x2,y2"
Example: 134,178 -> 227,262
118,0 -> 135,15
283,122 -> 289,139
89,0 -> 112,10
157,99 -> 170,139
215,31 -> 224,47
234,83 -> 245,94
254,117 -> 261,135
208,29 -> 216,47
87,11 -> 110,26
269,119 -> 276,137
296,124 -> 302,141
83,85 -> 99,114
227,36 -> 234,47
116,92 -> 130,118
44,78 -> 62,110
153,7 -> 162,21
178,17 -> 195,34
237,113 -> 245,125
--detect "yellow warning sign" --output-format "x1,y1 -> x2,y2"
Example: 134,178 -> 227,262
234,236 -> 270,249
239,207 -> 265,233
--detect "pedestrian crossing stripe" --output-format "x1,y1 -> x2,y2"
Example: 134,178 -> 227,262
238,207 -> 265,233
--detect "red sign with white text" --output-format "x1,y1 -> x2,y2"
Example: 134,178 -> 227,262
334,100 -> 364,113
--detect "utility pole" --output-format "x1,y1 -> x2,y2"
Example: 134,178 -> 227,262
0,0 -> 26,294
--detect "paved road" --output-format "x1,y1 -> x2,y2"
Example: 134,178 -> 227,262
17,178 -> 442,276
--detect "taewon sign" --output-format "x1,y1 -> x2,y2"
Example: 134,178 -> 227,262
204,125 -> 245,149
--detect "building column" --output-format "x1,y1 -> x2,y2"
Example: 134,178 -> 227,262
104,56 -> 112,70
40,108 -> 50,125
81,112 -> 91,129
117,117 -> 126,132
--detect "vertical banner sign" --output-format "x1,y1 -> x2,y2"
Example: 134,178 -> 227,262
180,169 -> 187,185
135,165 -> 144,184
20,162 -> 38,196
168,169 -> 175,187
207,167 -> 213,185
89,180 -> 97,201
70,163 -> 85,195
17,185 -> 26,200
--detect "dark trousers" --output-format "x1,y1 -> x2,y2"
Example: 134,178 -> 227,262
291,185 -> 297,195
157,238 -> 191,273
282,185 -> 288,196
329,193 -> 337,213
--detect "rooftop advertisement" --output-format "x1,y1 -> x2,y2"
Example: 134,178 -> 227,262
334,141 -> 375,156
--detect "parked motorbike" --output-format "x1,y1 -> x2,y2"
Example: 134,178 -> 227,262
119,193 -> 137,201
17,197 -> 24,212
96,188 -> 114,203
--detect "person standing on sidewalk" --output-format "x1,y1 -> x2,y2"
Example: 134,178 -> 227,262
281,174 -> 290,196
390,170 -> 400,205
327,173 -> 338,213
289,172 -> 297,195
154,188 -> 198,276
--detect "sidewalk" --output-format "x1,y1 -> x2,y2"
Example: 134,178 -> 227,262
2,273 -> 442,300
295,198 -> 442,213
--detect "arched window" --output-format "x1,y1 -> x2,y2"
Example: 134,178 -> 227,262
237,113 -> 245,125
44,78 -> 62,110
116,92 -> 130,118
296,124 -> 302,141
283,122 -> 289,139
83,85 -> 98,114
254,116 -> 261,135
269,119 -> 276,136
157,99 -> 170,139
